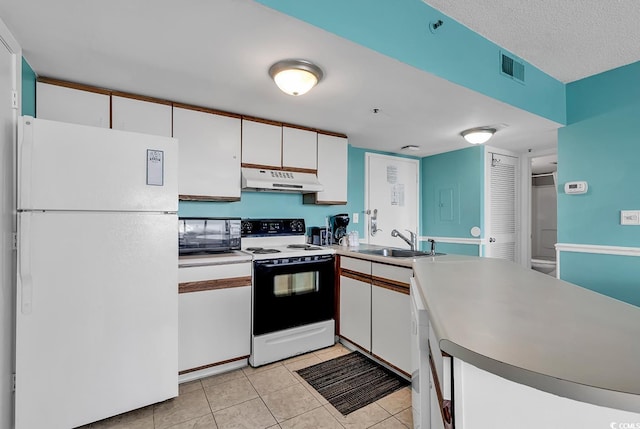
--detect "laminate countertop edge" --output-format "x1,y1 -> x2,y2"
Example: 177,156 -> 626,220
412,255 -> 640,414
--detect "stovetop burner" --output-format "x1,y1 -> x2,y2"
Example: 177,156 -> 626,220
287,244 -> 322,251
246,247 -> 281,254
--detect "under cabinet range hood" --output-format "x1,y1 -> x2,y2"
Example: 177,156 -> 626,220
241,167 -> 323,193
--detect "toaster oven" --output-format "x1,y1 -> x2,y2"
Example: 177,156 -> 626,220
178,217 -> 241,255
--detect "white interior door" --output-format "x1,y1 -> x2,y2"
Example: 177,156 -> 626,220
365,153 -> 419,248
485,152 -> 519,261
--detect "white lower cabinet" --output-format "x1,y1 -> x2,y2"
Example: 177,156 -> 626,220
178,259 -> 251,376
372,284 -> 411,374
339,275 -> 371,351
339,256 -> 412,375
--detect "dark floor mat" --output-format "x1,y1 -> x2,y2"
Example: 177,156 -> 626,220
296,351 -> 409,415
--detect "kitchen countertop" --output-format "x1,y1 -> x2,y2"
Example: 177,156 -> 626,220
178,250 -> 252,267
412,255 -> 640,413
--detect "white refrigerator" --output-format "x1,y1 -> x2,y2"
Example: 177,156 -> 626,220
15,116 -> 179,429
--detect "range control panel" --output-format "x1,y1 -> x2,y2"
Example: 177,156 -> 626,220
241,218 -> 306,237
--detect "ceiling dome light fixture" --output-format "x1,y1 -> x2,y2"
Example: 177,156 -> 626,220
461,127 -> 496,144
269,59 -> 324,96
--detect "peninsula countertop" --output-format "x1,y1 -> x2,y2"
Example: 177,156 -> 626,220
412,255 -> 640,413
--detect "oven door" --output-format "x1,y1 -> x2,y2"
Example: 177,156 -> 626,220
253,255 -> 335,336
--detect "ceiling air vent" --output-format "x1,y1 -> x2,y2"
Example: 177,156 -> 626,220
500,52 -> 525,84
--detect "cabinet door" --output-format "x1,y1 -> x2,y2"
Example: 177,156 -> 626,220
282,127 -> 317,171
372,262 -> 412,374
308,134 -> 348,204
241,119 -> 282,168
178,286 -> 251,372
371,285 -> 411,374
111,95 -> 172,137
339,275 -> 371,351
36,82 -> 110,128
173,107 -> 241,200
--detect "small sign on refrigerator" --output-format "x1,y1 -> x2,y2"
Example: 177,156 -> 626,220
146,149 -> 164,186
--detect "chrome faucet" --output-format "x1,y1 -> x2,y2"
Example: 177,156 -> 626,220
428,239 -> 436,256
391,229 -> 416,250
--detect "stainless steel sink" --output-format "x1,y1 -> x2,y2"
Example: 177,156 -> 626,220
355,248 -> 446,258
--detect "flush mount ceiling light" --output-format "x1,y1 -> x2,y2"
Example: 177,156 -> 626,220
461,127 -> 496,144
269,59 -> 324,96
401,145 -> 421,151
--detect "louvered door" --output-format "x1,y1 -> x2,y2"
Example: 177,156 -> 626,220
485,152 -> 518,261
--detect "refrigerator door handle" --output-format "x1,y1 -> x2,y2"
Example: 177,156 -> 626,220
18,213 -> 33,314
18,116 -> 34,209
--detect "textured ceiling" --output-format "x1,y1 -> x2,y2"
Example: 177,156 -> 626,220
424,0 -> 640,83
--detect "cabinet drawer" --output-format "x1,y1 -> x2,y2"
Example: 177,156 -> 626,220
340,256 -> 371,275
372,263 -> 411,286
178,262 -> 251,285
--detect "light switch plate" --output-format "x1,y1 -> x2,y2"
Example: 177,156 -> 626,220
352,213 -> 359,224
621,210 -> 640,225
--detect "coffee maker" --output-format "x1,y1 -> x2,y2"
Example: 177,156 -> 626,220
329,213 -> 350,244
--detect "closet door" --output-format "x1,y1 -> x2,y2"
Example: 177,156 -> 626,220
485,152 -> 519,261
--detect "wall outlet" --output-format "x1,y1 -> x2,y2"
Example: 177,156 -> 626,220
352,213 -> 359,224
620,210 -> 640,225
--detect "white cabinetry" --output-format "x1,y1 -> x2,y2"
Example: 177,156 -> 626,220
339,256 -> 411,375
36,81 -> 110,128
173,106 -> 241,201
305,133 -> 348,205
178,258 -> 252,378
241,119 -> 282,168
111,95 -> 172,137
371,263 -> 412,374
282,126 -> 317,171
339,257 -> 372,351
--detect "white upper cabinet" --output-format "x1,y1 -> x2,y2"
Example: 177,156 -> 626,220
282,127 -> 317,171
241,119 -> 282,168
36,81 -> 110,128
305,134 -> 348,204
111,95 -> 172,137
173,107 -> 241,201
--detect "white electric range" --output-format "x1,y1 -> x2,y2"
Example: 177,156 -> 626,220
241,218 -> 336,367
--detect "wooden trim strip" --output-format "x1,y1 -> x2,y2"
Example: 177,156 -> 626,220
241,115 -> 282,127
111,91 -> 173,106
371,352 -> 410,379
281,166 -> 317,175
337,335 -> 369,355
38,76 -> 112,95
173,102 -> 242,119
340,269 -> 371,284
179,195 -> 241,202
178,355 -> 249,375
317,129 -> 348,138
241,163 -> 281,171
429,344 -> 454,428
372,278 -> 410,295
178,276 -> 251,294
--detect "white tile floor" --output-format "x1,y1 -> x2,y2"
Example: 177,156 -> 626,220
83,343 -> 413,429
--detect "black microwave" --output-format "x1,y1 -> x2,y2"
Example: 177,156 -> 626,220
178,217 -> 241,255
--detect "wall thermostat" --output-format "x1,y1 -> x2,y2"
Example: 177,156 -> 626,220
564,181 -> 588,194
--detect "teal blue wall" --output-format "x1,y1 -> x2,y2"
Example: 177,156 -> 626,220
558,61 -> 640,306
256,0 -> 566,125
421,146 -> 484,247
21,57 -> 36,116
432,242 -> 479,256
559,253 -> 640,307
566,61 -> 640,124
